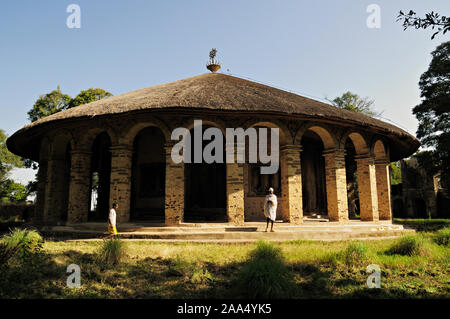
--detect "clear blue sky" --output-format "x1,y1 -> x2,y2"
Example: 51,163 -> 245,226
1,0 -> 449,184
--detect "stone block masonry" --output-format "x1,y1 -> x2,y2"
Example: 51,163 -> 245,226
280,145 -> 303,224
323,148 -> 349,222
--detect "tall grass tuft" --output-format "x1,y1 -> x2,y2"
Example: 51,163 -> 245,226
98,238 -> 126,265
433,227 -> 450,246
235,240 -> 295,299
387,234 -> 428,257
1,228 -> 44,266
340,241 -> 368,265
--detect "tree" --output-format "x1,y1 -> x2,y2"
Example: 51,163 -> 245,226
0,130 -> 23,181
0,129 -> 27,202
68,88 -> 112,108
329,91 -> 381,117
24,86 -> 113,168
27,85 -> 72,122
413,41 -> 450,189
397,10 -> 450,40
0,179 -> 28,203
390,162 -> 402,185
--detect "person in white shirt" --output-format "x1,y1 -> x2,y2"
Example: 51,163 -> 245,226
106,202 -> 119,239
264,187 -> 277,232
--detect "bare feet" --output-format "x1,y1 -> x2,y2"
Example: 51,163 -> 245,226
265,229 -> 268,232
270,229 -> 275,232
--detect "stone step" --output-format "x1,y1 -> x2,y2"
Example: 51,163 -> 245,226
56,221 -> 404,233
41,227 -> 414,241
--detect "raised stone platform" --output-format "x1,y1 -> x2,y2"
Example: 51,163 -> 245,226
40,220 -> 414,242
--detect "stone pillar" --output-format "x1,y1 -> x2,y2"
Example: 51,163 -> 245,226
323,149 -> 349,222
280,145 -> 303,224
67,149 -> 92,223
34,156 -> 48,225
375,159 -> 392,220
355,154 -> 379,221
226,141 -> 245,226
109,145 -> 133,223
164,143 -> 184,226
44,157 -> 67,224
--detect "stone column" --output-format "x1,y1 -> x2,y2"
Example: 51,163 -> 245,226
355,154 -> 379,221
375,159 -> 392,220
323,149 -> 349,222
109,145 -> 133,223
164,143 -> 184,226
44,157 -> 67,224
34,152 -> 48,225
226,141 -> 245,226
280,145 -> 303,224
67,149 -> 92,223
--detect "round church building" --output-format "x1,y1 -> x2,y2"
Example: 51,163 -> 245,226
7,71 -> 420,227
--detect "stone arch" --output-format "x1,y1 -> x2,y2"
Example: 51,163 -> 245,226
244,119 -> 289,146
89,132 -> 113,221
130,126 -> 167,221
372,139 -> 388,161
296,123 -> 337,150
341,131 -> 370,155
298,128 -> 328,216
76,126 -> 118,150
49,129 -> 75,158
45,129 -> 74,224
121,119 -> 171,146
239,120 -> 286,221
184,120 -> 227,222
184,118 -> 227,136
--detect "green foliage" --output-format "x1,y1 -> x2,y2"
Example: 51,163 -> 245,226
98,238 -> 126,265
68,88 -> 112,108
27,85 -> 72,122
387,234 -> 428,257
340,241 -> 368,265
0,179 -> 28,202
395,218 -> 450,232
235,240 -> 295,298
27,86 -> 113,122
413,42 -> 450,190
329,91 -> 381,118
0,129 -> 23,180
433,227 -> 450,246
397,10 -> 450,39
0,242 -> 18,267
390,162 -> 402,185
1,228 -> 44,267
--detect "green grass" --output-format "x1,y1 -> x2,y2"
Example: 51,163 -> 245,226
234,240 -> 295,298
433,227 -> 450,246
387,235 -> 429,257
339,241 -> 368,265
97,238 -> 127,266
0,223 -> 449,298
394,218 -> 450,232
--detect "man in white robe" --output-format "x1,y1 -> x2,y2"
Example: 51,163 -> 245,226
264,187 -> 277,232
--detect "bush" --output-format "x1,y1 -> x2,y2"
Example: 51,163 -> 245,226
433,227 -> 450,246
0,242 -> 17,267
341,241 -> 368,265
235,240 -> 295,298
387,235 -> 427,256
1,228 -> 44,266
98,238 -> 126,265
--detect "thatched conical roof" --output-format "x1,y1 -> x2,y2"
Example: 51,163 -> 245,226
7,73 -> 419,160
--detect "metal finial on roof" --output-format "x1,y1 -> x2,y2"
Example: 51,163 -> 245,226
206,48 -> 221,73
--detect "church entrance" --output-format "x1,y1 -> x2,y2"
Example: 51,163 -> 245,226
184,126 -> 227,222
130,127 -> 166,221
